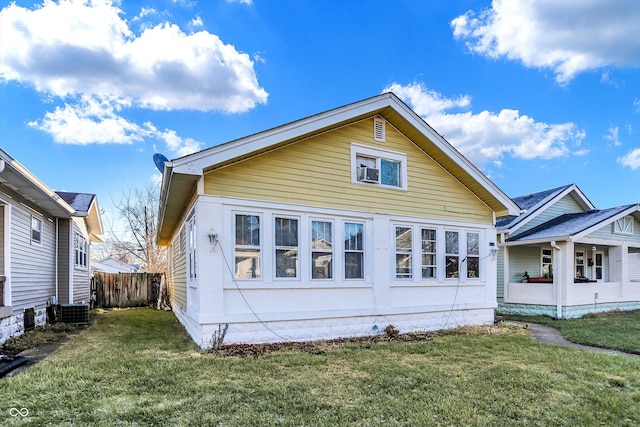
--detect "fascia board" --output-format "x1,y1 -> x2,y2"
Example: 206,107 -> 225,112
501,236 -> 569,247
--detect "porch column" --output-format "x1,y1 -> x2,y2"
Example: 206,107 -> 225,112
503,245 -> 510,302
555,241 -> 573,319
609,244 -> 627,298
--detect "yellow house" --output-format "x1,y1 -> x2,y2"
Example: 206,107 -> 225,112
157,93 -> 519,348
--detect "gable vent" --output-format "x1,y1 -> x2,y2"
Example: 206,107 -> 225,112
374,117 -> 386,142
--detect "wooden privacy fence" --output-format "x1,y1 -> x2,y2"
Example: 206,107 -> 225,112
92,272 -> 163,308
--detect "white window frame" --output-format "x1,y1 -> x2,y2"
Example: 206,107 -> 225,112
575,250 -> 585,278
466,232 -> 480,279
234,213 -> 262,280
187,215 -> 197,280
445,230 -> 460,279
31,215 -> 43,244
421,228 -> 437,280
541,248 -> 553,278
344,221 -> 365,280
73,232 -> 88,269
394,226 -> 413,279
311,219 -> 334,280
274,216 -> 300,280
350,143 -> 408,190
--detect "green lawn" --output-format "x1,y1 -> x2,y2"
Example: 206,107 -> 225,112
2,308 -> 640,426
502,310 -> 640,354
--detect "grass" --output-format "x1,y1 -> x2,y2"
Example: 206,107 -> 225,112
0,308 -> 639,426
502,310 -> 640,354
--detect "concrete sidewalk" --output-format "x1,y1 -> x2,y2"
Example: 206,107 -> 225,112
520,322 -> 640,359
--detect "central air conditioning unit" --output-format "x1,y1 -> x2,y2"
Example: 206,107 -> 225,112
59,304 -> 89,324
358,167 -> 379,183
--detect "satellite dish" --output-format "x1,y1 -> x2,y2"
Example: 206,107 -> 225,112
153,153 -> 169,172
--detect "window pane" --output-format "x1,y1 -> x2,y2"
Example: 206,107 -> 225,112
312,252 -> 333,279
31,217 -> 42,242
276,248 -> 298,278
235,249 -> 261,278
467,233 -> 479,255
395,227 -> 411,251
422,266 -> 436,279
396,254 -> 412,278
446,256 -> 459,278
345,252 -> 363,279
445,231 -> 458,254
467,257 -> 479,278
236,215 -> 260,246
381,159 -> 400,187
312,221 -> 332,250
344,223 -> 363,251
275,218 -> 298,247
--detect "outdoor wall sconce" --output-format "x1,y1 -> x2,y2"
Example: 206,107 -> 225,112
489,242 -> 499,256
208,228 -> 218,251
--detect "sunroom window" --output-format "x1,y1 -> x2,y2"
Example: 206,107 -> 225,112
235,214 -> 261,279
344,222 -> 364,279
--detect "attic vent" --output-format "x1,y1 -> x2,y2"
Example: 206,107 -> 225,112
374,117 -> 386,142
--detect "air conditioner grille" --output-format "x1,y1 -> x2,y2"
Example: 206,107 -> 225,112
60,304 -> 89,324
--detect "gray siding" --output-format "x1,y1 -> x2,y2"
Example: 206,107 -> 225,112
518,194 -> 586,235
57,219 -> 71,304
508,246 -> 543,283
587,215 -> 640,243
10,202 -> 56,311
0,205 -> 4,275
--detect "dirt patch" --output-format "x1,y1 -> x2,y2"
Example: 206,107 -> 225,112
209,323 -> 525,357
0,322 -> 83,356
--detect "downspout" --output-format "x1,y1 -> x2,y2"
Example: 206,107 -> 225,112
55,218 -> 59,304
551,241 -> 562,319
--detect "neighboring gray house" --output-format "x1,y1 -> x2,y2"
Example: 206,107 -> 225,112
497,184 -> 640,318
0,149 -> 103,344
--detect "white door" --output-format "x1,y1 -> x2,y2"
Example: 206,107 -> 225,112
594,251 -> 605,282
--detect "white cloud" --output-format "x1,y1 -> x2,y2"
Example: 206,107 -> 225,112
226,0 -> 253,5
28,95 -> 202,156
451,0 -> 640,84
604,126 -> 622,146
618,148 -> 640,169
0,0 -> 268,112
384,82 -> 585,168
634,98 -> 640,113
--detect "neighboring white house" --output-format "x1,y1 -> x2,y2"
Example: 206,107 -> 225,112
156,93 -> 519,348
0,149 -> 103,344
497,184 -> 640,318
92,256 -> 138,274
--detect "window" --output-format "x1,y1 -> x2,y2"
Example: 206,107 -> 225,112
275,217 -> 299,278
421,228 -> 437,279
73,233 -> 88,268
31,216 -> 42,244
542,248 -> 553,277
575,251 -> 585,278
179,226 -> 186,254
467,232 -> 480,279
445,231 -> 459,278
395,226 -> 412,279
188,216 -> 197,280
235,214 -> 261,279
614,216 -> 634,235
311,221 -> 333,279
344,222 -> 364,279
351,143 -> 407,190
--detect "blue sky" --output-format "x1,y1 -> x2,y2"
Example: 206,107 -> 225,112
1,0 -> 640,236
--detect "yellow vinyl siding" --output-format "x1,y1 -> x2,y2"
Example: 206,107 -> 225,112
204,118 -> 492,223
